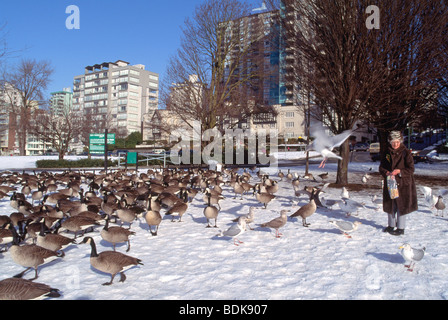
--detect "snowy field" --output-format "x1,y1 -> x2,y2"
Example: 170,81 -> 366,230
0,152 -> 448,302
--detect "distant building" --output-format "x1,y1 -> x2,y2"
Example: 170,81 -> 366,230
219,5 -> 305,139
0,82 -> 50,155
50,88 -> 73,116
73,60 -> 159,138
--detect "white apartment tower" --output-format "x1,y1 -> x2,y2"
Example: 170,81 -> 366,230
73,60 -> 159,138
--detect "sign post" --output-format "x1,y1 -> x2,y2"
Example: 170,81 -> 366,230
89,132 -> 116,173
104,129 -> 108,173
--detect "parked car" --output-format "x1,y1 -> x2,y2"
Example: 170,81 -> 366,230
354,142 -> 369,152
412,149 -> 435,163
369,142 -> 380,161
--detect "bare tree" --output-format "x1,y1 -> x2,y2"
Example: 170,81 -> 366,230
2,59 -> 53,155
362,0 -> 448,150
268,0 -> 380,184
268,0 -> 448,184
30,107 -> 84,160
161,0 -> 278,137
0,23 -> 8,67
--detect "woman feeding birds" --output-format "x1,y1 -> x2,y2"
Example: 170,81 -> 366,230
379,130 -> 418,236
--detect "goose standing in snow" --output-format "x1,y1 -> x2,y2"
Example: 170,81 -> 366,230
81,237 -> 143,286
144,197 -> 162,236
8,225 -> 63,280
203,193 -> 219,228
100,216 -> 135,252
0,278 -> 61,300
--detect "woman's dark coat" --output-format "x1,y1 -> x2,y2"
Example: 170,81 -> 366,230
378,143 -> 418,215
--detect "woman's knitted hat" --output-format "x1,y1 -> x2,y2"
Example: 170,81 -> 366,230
388,130 -> 403,142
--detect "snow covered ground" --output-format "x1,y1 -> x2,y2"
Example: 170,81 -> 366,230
0,153 -> 448,301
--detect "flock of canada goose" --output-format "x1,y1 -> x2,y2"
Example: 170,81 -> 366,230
0,165 -> 363,299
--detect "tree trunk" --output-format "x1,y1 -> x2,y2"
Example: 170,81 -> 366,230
335,140 -> 350,185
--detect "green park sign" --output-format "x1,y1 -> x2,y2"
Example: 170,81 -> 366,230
89,133 -> 116,154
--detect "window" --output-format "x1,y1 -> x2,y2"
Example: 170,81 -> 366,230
285,122 -> 295,128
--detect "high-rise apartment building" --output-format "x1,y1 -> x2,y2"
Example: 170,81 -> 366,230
73,60 -> 159,138
222,6 -> 304,139
50,88 -> 73,116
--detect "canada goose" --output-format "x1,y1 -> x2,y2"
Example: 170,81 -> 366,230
100,197 -> 118,218
158,192 -> 181,209
31,183 -> 46,205
42,193 -> 69,205
116,199 -> 137,229
22,219 -> 44,244
277,170 -> 284,181
303,172 -> 317,182
57,187 -> 76,198
286,169 -> 293,181
0,215 -> 11,227
8,225 -> 63,280
318,172 -> 329,181
60,216 -> 100,239
17,199 -> 33,216
21,184 -> 32,196
36,222 -> 76,254
9,212 -> 26,229
81,237 -> 143,286
260,210 -> 289,238
76,210 -> 105,222
291,173 -> 300,187
290,190 -> 317,227
0,278 -> 61,300
183,188 -> 197,203
100,216 -> 135,252
145,198 -> 162,236
255,185 -> 275,209
165,197 -> 188,223
0,190 -> 8,200
203,193 -> 219,228
265,180 -> 279,195
0,185 -> 16,194
203,188 -> 225,209
0,223 -> 14,252
233,182 -> 245,200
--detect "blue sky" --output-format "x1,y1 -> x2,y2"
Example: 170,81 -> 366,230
0,0 -> 261,97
